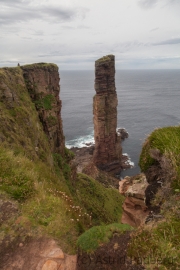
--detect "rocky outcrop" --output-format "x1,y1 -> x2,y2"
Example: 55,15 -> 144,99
21,63 -> 65,155
117,128 -> 129,140
70,146 -> 94,173
119,174 -> 149,227
1,238 -> 77,270
93,55 -> 122,173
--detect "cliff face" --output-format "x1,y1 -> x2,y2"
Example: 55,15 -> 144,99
0,66 -> 52,164
0,63 -> 65,164
21,63 -> 65,155
93,55 -> 122,172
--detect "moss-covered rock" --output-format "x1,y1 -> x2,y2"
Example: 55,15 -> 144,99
139,126 -> 180,190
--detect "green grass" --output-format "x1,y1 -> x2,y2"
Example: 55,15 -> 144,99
0,145 -> 81,253
53,151 -> 75,192
0,148 -> 35,200
22,193 -> 79,253
46,115 -> 58,127
21,63 -> 58,69
96,55 -> 113,63
0,145 -> 71,200
77,223 -> 132,253
75,173 -> 124,225
34,94 -> 55,110
128,218 -> 180,269
0,143 -> 125,253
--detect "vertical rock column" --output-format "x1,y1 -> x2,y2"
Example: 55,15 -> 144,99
93,55 -> 122,172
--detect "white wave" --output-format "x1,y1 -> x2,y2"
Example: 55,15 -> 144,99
116,127 -> 129,134
123,153 -> 135,168
126,160 -> 135,167
66,134 -> 95,149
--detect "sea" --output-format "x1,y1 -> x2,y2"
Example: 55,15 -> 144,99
60,69 -> 180,178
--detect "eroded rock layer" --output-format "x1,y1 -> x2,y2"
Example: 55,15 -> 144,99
119,174 -> 149,227
22,63 -> 64,155
93,55 -> 122,172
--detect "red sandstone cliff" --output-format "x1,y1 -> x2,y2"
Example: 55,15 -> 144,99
21,63 -> 65,155
93,55 -> 122,172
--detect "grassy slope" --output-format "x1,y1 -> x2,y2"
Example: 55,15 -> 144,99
0,65 -> 125,255
129,126 -> 180,269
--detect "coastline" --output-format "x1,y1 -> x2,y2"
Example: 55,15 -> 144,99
69,127 -> 134,180
70,145 -> 134,178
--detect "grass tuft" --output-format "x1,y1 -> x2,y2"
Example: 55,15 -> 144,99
77,223 -> 132,253
128,218 -> 180,269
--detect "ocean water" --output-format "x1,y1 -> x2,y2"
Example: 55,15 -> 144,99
60,69 -> 180,177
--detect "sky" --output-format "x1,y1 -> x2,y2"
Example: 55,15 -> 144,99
0,0 -> 180,70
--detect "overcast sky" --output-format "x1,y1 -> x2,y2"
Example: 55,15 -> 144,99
0,0 -> 180,69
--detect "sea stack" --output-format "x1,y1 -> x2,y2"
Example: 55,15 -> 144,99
93,55 -> 122,173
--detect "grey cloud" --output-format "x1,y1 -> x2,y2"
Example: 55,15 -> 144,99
168,0 -> 180,3
0,2 -> 87,26
32,30 -> 44,36
150,27 -> 159,32
56,56 -> 96,64
115,40 -> 147,49
138,0 -> 159,9
0,10 -> 37,25
77,25 -> 90,29
61,24 -> 89,30
138,0 -> 180,9
61,26 -> 76,30
40,6 -> 75,21
38,50 -> 67,57
116,56 -> 180,67
0,60 -> 22,65
21,36 -> 32,40
0,0 -> 24,3
0,0 -> 31,7
153,38 -> 180,45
